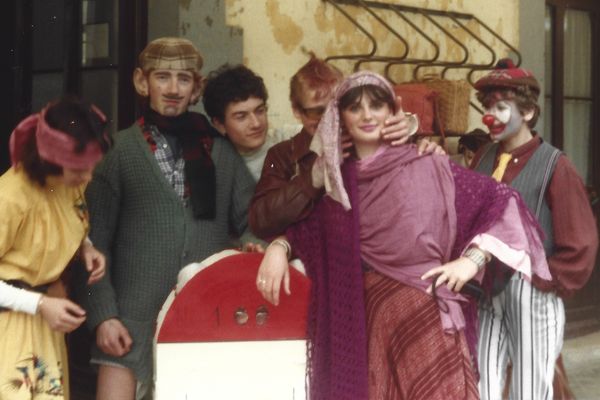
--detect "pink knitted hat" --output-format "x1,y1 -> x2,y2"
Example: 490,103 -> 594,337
9,104 -> 105,169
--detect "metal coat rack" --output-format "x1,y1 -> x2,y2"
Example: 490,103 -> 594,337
322,0 -> 523,114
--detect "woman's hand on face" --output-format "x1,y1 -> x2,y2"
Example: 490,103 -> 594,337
38,296 -> 86,333
420,257 -> 479,294
81,241 -> 106,285
256,242 -> 290,306
381,96 -> 411,146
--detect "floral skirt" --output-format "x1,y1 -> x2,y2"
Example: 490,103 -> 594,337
0,310 -> 68,400
364,270 -> 479,400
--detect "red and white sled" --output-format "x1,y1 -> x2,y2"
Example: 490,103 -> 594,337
155,250 -> 310,399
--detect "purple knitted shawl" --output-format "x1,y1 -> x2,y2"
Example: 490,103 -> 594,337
287,157 -> 543,400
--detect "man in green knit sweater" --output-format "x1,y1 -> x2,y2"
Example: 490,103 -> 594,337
75,37 -> 258,400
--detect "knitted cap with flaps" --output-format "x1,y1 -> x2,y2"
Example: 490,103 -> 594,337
474,58 -> 540,97
138,37 -> 203,73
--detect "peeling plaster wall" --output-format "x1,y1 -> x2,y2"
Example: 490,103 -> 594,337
222,0 -> 521,130
519,0 -> 546,135
148,0 -> 244,114
178,0 -> 243,78
148,0 -> 179,39
179,0 -> 243,113
154,0 -> 524,131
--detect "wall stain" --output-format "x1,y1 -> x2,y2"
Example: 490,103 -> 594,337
181,21 -> 191,36
226,0 -> 239,9
265,0 -> 303,55
314,3 -> 332,33
205,16 -> 214,27
226,0 -> 243,24
229,26 -> 243,38
179,0 -> 192,12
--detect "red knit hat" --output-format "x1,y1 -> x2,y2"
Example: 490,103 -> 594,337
474,58 -> 540,97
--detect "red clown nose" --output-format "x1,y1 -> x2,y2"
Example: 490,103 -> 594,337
482,114 -> 496,128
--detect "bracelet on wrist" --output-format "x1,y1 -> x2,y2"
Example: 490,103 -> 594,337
463,247 -> 488,270
269,239 -> 291,260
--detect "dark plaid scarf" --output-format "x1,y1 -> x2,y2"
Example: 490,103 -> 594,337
141,108 -> 217,219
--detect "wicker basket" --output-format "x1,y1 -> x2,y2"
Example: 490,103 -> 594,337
422,76 -> 471,134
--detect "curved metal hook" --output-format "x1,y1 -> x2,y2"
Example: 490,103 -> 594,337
323,0 -> 378,64
358,0 -> 409,59
392,6 -> 440,63
379,5 -> 442,82
411,11 -> 469,80
472,15 -> 522,67
439,16 -> 496,78
351,2 -> 409,71
464,15 -> 522,88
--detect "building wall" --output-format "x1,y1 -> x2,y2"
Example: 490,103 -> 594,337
148,0 -> 546,133
519,0 -> 546,135
148,0 -> 244,114
223,0 -> 522,131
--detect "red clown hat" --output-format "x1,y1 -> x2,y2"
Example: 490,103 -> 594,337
474,58 -> 540,97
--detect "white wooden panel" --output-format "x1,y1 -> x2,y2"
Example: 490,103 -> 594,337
155,340 -> 307,400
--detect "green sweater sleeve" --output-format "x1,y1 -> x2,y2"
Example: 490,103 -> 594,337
227,143 -> 264,246
79,139 -> 123,330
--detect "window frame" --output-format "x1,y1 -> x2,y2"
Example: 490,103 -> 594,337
546,0 -> 599,184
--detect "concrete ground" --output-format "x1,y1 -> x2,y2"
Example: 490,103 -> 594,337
562,328 -> 600,399
69,324 -> 600,399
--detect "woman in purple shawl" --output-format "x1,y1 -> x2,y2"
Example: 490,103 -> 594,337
256,71 -> 551,400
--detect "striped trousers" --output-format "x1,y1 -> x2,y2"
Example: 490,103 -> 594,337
478,276 -> 565,400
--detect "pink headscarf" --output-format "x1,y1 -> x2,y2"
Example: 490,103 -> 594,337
310,71 -> 396,210
309,70 -> 468,330
9,103 -> 105,169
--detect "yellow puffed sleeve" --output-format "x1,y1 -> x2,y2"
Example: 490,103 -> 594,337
0,170 -> 29,260
0,168 -> 86,285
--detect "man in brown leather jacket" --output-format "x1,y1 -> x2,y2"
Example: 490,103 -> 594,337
249,56 -> 434,239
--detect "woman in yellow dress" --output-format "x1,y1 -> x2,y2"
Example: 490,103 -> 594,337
0,97 -> 112,399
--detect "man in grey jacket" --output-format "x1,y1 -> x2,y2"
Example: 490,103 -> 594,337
75,37 -> 257,400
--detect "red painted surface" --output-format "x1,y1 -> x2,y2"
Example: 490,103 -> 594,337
157,253 -> 311,343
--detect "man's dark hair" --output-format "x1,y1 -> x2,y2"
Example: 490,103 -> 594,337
22,95 -> 111,186
203,64 -> 268,123
458,130 -> 491,153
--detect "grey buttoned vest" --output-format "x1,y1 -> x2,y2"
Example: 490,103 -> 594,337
474,140 -> 561,256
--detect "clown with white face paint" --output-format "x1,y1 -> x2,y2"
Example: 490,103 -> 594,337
472,59 -> 598,400
481,96 -> 535,149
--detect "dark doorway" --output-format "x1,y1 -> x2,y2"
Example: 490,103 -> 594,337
4,1 -> 147,398
546,0 -> 600,335
2,0 -> 147,173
